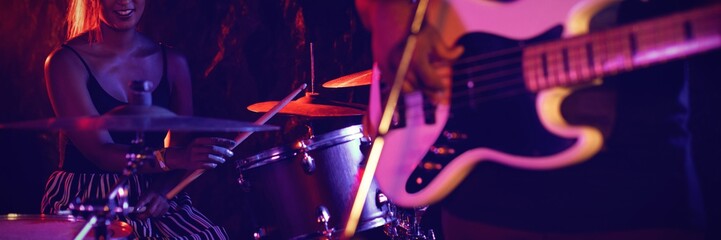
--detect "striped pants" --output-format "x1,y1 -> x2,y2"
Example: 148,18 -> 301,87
41,171 -> 228,239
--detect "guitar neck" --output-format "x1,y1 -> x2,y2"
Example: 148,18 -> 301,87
522,4 -> 721,92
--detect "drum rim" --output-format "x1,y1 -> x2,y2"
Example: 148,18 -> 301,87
238,125 -> 365,171
0,213 -> 82,222
303,125 -> 364,152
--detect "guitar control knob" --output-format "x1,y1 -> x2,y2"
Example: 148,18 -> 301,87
442,131 -> 468,140
430,146 -> 455,155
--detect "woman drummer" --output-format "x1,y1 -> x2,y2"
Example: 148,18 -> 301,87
41,0 -> 234,238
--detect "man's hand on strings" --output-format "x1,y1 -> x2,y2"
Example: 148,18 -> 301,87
383,24 -> 464,105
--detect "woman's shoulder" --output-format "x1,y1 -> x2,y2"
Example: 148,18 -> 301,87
60,34 -> 94,53
45,39 -> 90,73
44,42 -> 92,87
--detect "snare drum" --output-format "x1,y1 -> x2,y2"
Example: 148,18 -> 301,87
0,214 -> 131,239
238,125 -> 391,239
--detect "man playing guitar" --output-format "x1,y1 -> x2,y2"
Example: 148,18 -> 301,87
356,0 -> 714,238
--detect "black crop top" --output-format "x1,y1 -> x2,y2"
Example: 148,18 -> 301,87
60,44 -> 172,173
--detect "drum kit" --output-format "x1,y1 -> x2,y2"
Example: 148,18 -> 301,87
0,73 -> 436,239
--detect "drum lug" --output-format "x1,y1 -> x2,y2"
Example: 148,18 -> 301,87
376,191 -> 389,209
359,135 -> 372,157
301,152 -> 316,173
237,173 -> 251,192
316,205 -> 333,238
296,141 -> 316,174
237,173 -> 245,186
253,227 -> 268,240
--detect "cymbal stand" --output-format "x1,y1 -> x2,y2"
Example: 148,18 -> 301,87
384,205 -> 435,240
73,80 -> 155,239
72,133 -> 151,239
410,206 -> 435,240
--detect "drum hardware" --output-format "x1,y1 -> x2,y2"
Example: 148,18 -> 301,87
237,172 -> 251,191
357,136 -> 373,168
0,80 -> 279,239
298,141 -> 316,174
315,206 -> 333,238
238,125 -> 393,239
253,227 -> 269,240
383,206 -> 436,240
248,44 -> 366,118
71,81 -> 166,240
376,191 -> 389,209
67,200 -> 135,240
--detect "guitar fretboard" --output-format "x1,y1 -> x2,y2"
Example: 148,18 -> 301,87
522,4 -> 721,92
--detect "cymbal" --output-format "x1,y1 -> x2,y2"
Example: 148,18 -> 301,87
247,94 -> 364,117
322,69 -> 371,88
0,105 -> 278,132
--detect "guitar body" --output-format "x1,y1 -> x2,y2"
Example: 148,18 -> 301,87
371,0 -> 618,207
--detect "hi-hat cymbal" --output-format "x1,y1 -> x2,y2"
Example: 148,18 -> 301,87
322,69 -> 371,88
247,94 -> 364,117
0,105 -> 278,132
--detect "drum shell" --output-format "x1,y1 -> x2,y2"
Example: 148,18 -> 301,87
0,214 -> 130,240
239,125 -> 388,239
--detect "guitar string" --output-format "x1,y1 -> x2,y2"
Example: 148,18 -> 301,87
453,45 -> 524,66
447,13 -> 706,88
399,8 -> 721,184
446,30 -> 667,92
400,40 -> 663,112
389,12 -> 719,113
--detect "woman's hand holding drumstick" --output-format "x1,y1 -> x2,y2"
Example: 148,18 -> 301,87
164,84 -> 308,199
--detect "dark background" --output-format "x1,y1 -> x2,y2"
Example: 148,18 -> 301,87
0,0 -> 718,239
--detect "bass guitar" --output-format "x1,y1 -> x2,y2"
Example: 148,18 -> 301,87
368,0 -> 721,207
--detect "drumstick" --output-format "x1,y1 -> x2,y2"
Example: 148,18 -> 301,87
164,84 -> 307,199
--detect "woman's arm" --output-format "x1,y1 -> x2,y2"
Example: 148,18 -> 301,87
46,45 -> 232,174
45,47 -> 169,173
